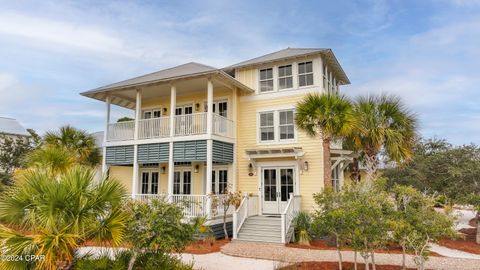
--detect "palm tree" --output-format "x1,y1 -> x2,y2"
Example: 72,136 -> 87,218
348,94 -> 417,182
295,93 -> 356,189
0,166 -> 128,270
44,125 -> 100,167
25,145 -> 76,175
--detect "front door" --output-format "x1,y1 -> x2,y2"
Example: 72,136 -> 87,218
140,170 -> 160,194
262,167 -> 295,214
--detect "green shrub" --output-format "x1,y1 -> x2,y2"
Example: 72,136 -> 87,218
292,211 -> 312,245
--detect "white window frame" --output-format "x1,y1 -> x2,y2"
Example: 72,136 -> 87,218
139,168 -> 160,195
259,68 -> 274,93
298,61 -> 314,88
210,167 -> 229,194
258,111 -> 275,142
278,64 -> 293,90
173,169 -> 193,195
257,108 -> 297,144
142,107 -> 162,119
278,109 -> 295,141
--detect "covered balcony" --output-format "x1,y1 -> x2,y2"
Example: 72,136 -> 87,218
106,111 -> 234,141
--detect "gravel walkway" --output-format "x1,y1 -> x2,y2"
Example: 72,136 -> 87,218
222,241 -> 480,270
180,252 -> 280,270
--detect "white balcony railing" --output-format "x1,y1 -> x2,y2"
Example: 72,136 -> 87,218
170,194 -> 207,218
133,193 -> 165,203
174,112 -> 207,136
213,114 -> 234,138
138,117 -> 170,139
106,113 -> 235,141
107,121 -> 135,141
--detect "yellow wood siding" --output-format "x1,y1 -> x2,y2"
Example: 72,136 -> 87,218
236,94 -> 325,212
109,166 -> 133,193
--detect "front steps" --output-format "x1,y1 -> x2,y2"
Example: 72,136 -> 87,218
236,215 -> 282,243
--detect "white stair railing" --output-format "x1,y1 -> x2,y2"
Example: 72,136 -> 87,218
233,194 -> 258,239
281,193 -> 301,243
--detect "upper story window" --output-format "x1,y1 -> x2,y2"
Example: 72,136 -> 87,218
279,110 -> 294,140
259,111 -> 275,141
278,65 -> 293,90
259,109 -> 296,143
298,61 -> 313,87
143,108 -> 162,119
259,68 -> 274,93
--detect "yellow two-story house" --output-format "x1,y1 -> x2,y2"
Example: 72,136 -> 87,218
81,48 -> 353,243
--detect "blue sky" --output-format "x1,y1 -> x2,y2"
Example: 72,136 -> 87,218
0,0 -> 479,145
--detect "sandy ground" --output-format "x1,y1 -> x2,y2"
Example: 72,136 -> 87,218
180,252 -> 280,270
430,243 -> 480,260
453,209 -> 476,230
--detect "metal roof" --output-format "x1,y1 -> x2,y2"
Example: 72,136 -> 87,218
225,48 -> 350,85
0,117 -> 30,136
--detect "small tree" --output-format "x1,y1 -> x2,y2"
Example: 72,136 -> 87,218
0,134 -> 34,174
124,199 -> 196,270
463,194 -> 480,244
313,188 -> 355,270
210,187 -> 242,239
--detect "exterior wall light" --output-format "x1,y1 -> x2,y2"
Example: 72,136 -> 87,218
194,164 -> 199,173
195,103 -> 200,111
303,161 -> 309,171
163,108 -> 168,114
161,166 -> 166,174
248,163 -> 254,176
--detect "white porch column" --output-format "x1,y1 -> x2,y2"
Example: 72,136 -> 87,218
101,95 -> 111,174
232,88 -> 238,191
206,79 -> 214,218
207,79 -> 213,135
329,71 -> 333,93
169,85 -> 176,137
132,90 -> 142,198
168,85 -> 176,201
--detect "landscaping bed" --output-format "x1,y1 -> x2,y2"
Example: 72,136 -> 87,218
279,261 -> 430,270
287,240 -> 443,257
184,239 -> 230,254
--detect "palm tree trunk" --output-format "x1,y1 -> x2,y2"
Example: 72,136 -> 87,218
323,138 -> 332,190
349,157 -> 361,183
127,250 -> 138,270
364,149 -> 378,185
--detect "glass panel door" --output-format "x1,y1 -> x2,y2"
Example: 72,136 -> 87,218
141,172 -> 149,194
262,169 -> 278,214
173,171 -> 181,194
151,172 -> 159,194
183,171 -> 192,195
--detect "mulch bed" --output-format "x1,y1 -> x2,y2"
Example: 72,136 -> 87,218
279,261 -> 430,270
468,218 -> 477,228
287,240 -> 443,257
184,239 -> 230,254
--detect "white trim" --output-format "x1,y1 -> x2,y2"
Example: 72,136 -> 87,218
173,168 -> 193,195
256,107 -> 298,145
277,63 -> 294,91
139,167 -> 161,194
240,86 -> 324,102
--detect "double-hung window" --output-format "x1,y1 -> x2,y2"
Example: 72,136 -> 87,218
259,112 -> 275,141
278,65 -> 293,90
298,61 -> 314,87
279,110 -> 294,140
259,68 -> 274,93
259,109 -> 295,143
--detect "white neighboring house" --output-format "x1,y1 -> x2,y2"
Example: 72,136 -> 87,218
0,117 -> 30,173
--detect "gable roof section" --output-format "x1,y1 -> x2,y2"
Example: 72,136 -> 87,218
81,62 -> 254,97
0,117 -> 30,136
226,47 -> 350,85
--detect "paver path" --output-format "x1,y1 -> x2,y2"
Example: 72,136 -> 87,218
222,241 -> 480,270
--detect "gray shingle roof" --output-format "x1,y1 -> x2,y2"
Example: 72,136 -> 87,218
0,117 -> 30,136
82,62 -> 218,94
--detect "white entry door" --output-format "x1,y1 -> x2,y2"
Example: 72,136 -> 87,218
262,167 -> 295,214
